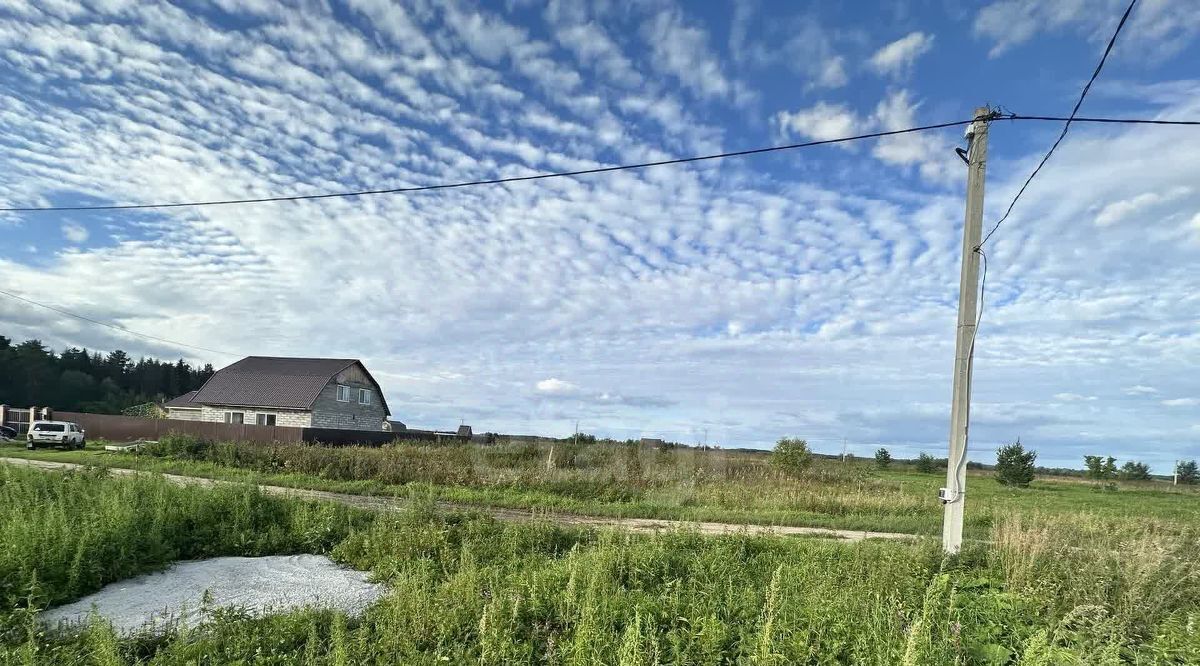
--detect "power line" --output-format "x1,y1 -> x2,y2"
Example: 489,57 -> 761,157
0,120 -> 976,213
942,1 -> 1138,548
1007,115 -> 1199,126
979,0 -> 1140,248
0,286 -> 240,358
1,114 -> 1193,215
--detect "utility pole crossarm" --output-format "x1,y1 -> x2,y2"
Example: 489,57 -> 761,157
941,107 -> 992,555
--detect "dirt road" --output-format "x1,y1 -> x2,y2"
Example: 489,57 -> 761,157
1,456 -> 916,543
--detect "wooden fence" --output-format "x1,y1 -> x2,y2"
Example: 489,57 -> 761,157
2,406 -> 466,446
56,411 -> 305,443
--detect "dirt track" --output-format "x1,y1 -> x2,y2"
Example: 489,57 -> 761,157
1,456 -> 916,543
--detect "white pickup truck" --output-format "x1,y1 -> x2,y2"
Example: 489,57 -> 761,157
26,421 -> 86,449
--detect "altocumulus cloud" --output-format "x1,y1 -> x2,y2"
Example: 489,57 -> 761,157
0,1 -> 1197,471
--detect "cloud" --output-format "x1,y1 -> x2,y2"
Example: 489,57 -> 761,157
1124,385 -> 1159,396
782,18 -> 850,90
868,32 -> 934,77
536,378 -> 579,395
1094,187 -> 1189,227
816,56 -> 848,88
1054,393 -> 1097,402
1162,398 -> 1200,407
974,0 -> 1200,59
0,0 -> 1197,472
772,102 -> 859,142
773,90 -> 959,182
869,89 -> 957,182
640,6 -> 732,100
61,222 -> 89,243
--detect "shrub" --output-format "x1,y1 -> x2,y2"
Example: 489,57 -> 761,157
874,448 -> 892,469
1175,460 -> 1197,485
1084,455 -> 1118,482
770,438 -> 812,477
1119,461 -> 1151,481
915,452 -> 939,474
995,441 -> 1037,488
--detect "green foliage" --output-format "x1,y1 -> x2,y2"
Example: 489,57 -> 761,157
874,447 -> 892,469
1084,455 -> 1118,482
0,465 -> 368,640
914,452 -> 939,474
0,335 -> 213,414
1119,461 -> 1151,481
2,460 -> 1200,663
995,441 -> 1037,488
1176,460 -> 1198,485
769,437 -> 812,477
566,432 -> 598,446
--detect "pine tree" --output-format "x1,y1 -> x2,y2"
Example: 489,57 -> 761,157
1176,460 -> 1198,485
995,440 -> 1037,487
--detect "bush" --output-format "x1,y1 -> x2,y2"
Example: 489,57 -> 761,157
1084,455 -> 1118,482
995,441 -> 1037,487
1176,460 -> 1197,485
1120,461 -> 1151,481
915,452 -> 939,474
874,448 -> 892,469
770,438 -> 812,477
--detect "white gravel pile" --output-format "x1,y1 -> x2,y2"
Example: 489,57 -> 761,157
41,554 -> 385,635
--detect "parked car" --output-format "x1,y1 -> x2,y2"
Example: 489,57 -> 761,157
26,421 -> 86,449
0,425 -> 18,442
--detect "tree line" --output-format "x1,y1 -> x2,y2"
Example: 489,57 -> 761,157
772,437 -> 1197,487
0,335 -> 214,415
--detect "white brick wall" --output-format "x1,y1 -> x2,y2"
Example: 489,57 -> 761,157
197,405 -> 312,427
166,408 -> 203,422
310,379 -> 386,430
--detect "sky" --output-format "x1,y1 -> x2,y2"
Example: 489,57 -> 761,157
1,0 -> 1199,471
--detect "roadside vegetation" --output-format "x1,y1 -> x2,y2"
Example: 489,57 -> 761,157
3,435 -> 1197,542
2,463 -> 1198,664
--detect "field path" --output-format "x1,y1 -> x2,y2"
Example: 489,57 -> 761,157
1,456 -> 915,543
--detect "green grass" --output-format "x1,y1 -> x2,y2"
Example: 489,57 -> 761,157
2,464 -> 1198,664
4,438 -> 1197,540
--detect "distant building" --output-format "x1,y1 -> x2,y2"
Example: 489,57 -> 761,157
164,357 -> 390,430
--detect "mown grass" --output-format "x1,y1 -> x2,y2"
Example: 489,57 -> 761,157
1,465 -> 1198,664
4,437 -> 1197,540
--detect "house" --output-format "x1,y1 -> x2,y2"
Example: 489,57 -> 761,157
164,357 -> 390,430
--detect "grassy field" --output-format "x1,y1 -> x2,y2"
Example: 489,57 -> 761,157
2,463 -> 1198,664
3,436 -> 1197,540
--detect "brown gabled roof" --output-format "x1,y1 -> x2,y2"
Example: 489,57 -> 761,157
163,390 -> 200,408
189,356 -> 390,415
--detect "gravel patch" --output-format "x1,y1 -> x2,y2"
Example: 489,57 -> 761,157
41,554 -> 385,635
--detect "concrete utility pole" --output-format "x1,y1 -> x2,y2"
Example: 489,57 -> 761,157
941,107 -> 992,554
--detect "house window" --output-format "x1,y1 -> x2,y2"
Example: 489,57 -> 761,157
255,413 -> 276,426
337,385 -> 350,402
225,412 -> 244,424
359,389 -> 371,405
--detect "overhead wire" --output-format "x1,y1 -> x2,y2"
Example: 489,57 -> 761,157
979,0 -> 1141,249
0,286 -> 240,358
1,5 -> 1189,378
1005,115 -> 1199,126
950,0 -> 1140,495
1,114 -> 1195,214
0,120 -> 976,213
